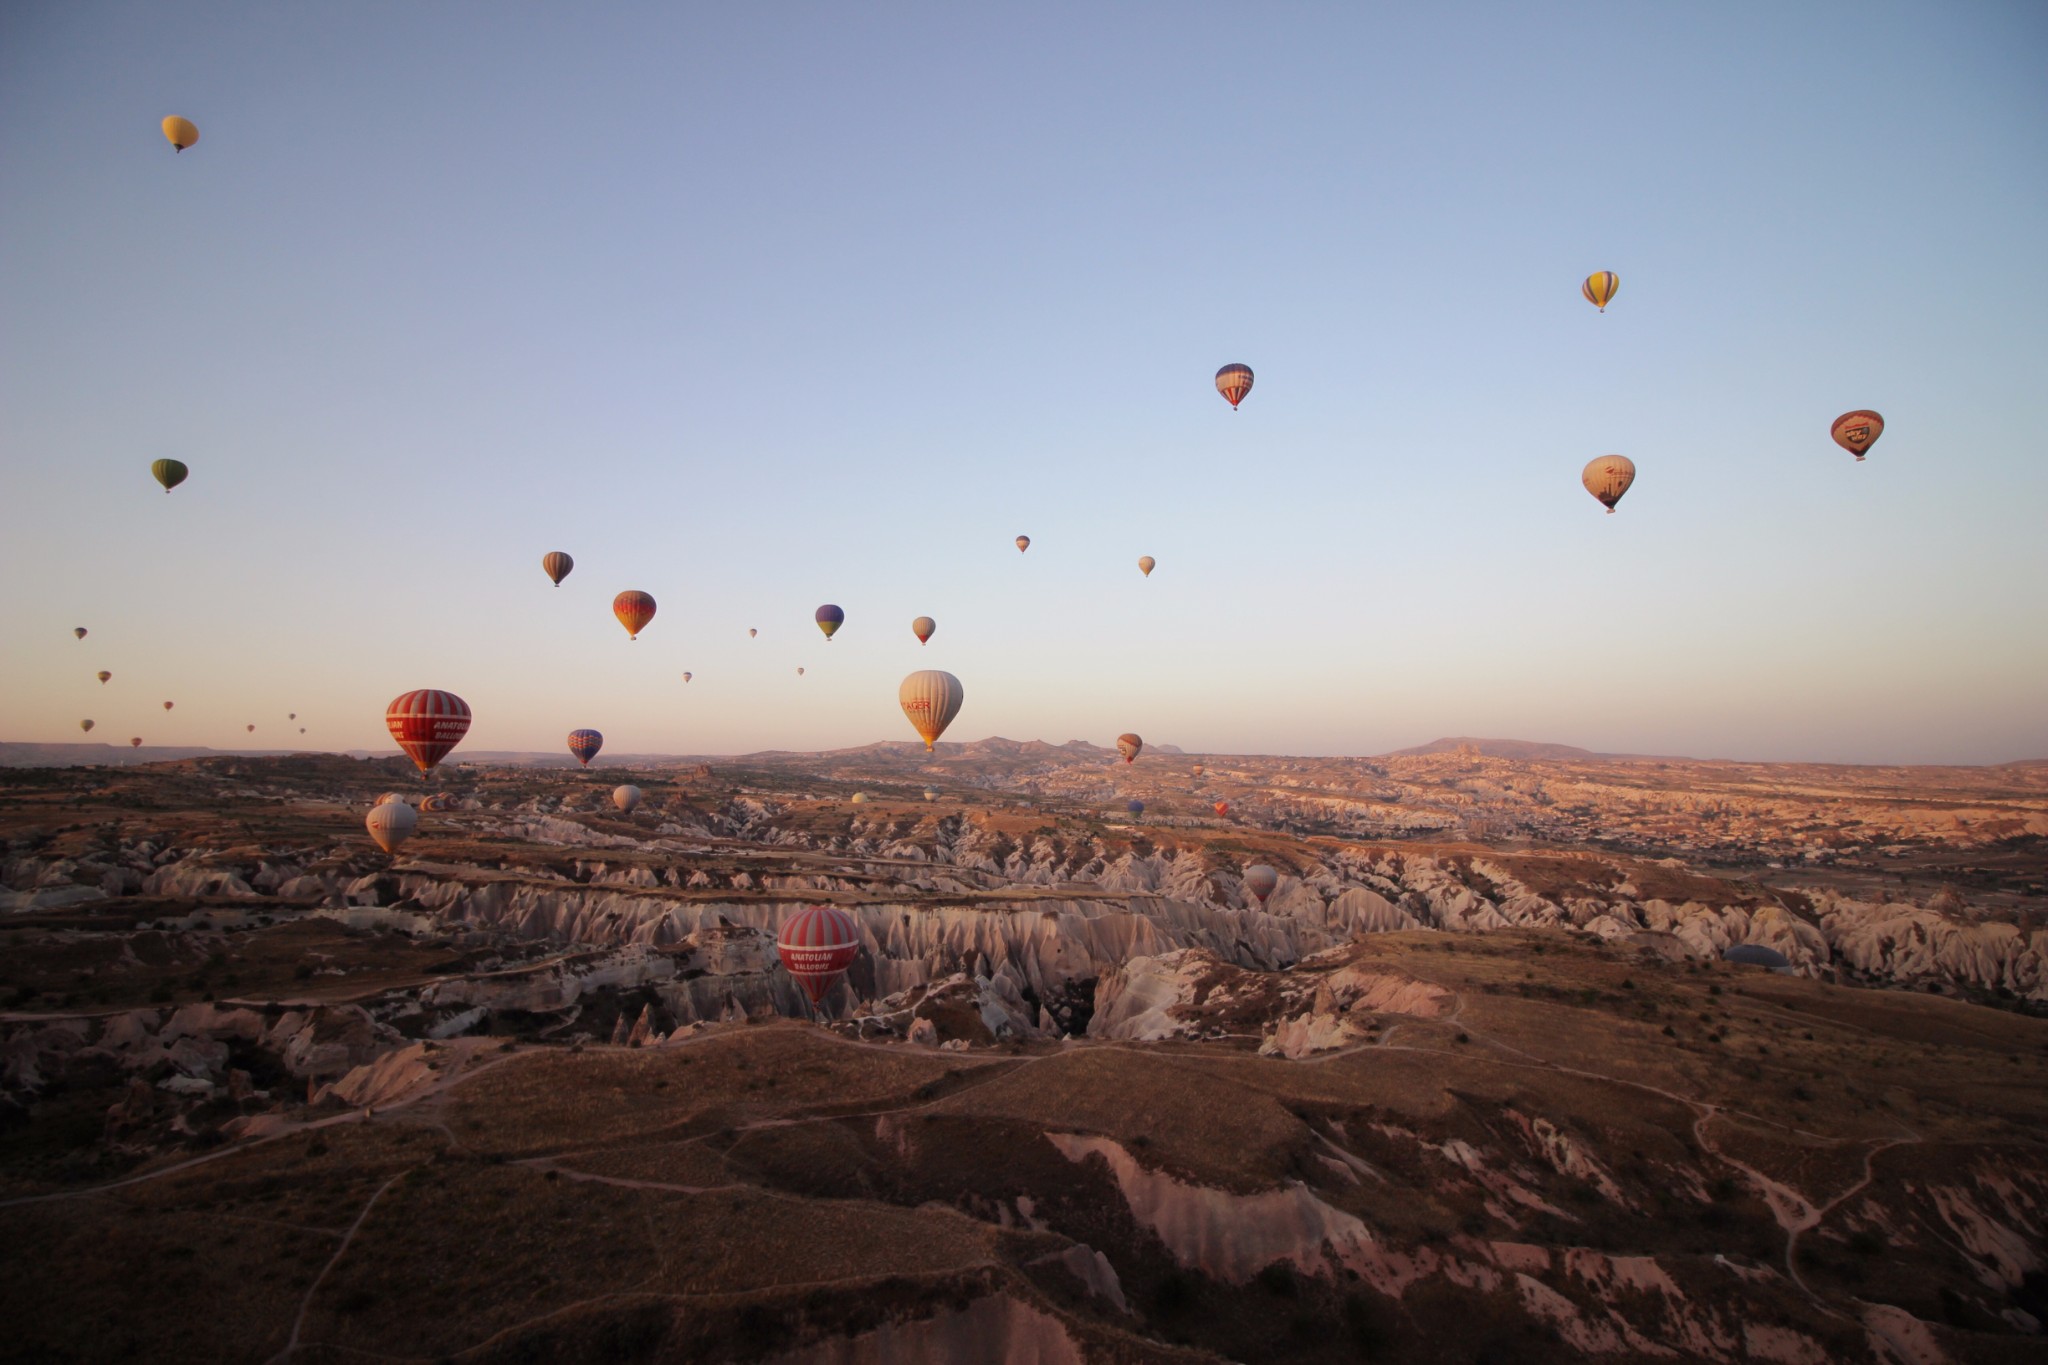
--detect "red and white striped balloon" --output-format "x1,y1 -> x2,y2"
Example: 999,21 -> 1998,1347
385,689 -> 472,773
775,905 -> 861,1008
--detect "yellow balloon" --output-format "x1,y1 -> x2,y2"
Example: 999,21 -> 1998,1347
162,117 -> 199,152
900,670 -> 964,751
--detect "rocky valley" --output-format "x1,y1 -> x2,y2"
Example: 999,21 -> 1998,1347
1,743 -> 2043,1363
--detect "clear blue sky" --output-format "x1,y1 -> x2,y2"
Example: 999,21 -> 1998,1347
4,2 -> 2044,764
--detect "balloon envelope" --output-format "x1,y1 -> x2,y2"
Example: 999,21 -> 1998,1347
612,785 -> 642,813
366,802 -> 418,855
1723,943 -> 1794,972
246,724 -> 255,733
74,628 -> 87,640
1215,363 -> 1254,408
567,729 -> 604,766
161,116 -> 198,151
776,905 -> 862,1008
900,670 -> 964,751
613,591 -> 656,639
541,551 -> 573,586
912,615 -> 935,644
1830,410 -> 1884,461
1116,733 -> 1143,764
682,672 -> 692,683
923,787 -> 938,802
97,671 -> 110,684
1582,455 -> 1636,513
385,690 -> 472,773
1244,864 -> 1279,904
815,604 -> 844,640
1581,271 -> 1619,311
850,792 -> 868,804
1126,798 -> 1144,816
1137,556 -> 1155,578
1214,801 -> 1230,816
162,701 -> 173,711
749,628 -> 758,638
1015,535 -> 1030,552
373,792 -> 409,807
130,738 -> 142,748
151,459 -> 188,493
79,719 -> 94,733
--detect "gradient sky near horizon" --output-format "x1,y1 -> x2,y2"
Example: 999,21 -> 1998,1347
4,3 -> 2045,765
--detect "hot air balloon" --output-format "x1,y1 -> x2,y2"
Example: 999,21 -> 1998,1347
385,689 -> 472,773
1582,455 -> 1636,513
299,728 -> 306,734
1137,556 -> 1155,578
245,724 -> 255,733
366,802 -> 418,855
1015,536 -> 1030,553
1116,733 -> 1143,764
1214,801 -> 1230,817
1830,410 -> 1884,461
161,116 -> 198,152
420,793 -> 454,812
1582,271 -> 1619,312
682,672 -> 693,683
1244,864 -> 1278,905
97,671 -> 111,685
900,670 -> 964,751
749,628 -> 758,638
1192,764 -> 1205,778
850,792 -> 868,804
541,551 -> 574,586
797,667 -> 805,676
776,905 -> 861,1010
289,713 -> 297,720
1126,798 -> 1144,817
613,591 -> 656,640
1723,943 -> 1794,972
373,792 -> 409,807
912,616 -> 935,645
1216,363 -> 1254,409
567,729 -> 604,767
79,719 -> 94,733
612,785 -> 642,813
162,701 -> 174,712
815,604 -> 844,641
74,628 -> 87,640
152,459 -> 188,493
130,737 -> 142,748
923,787 -> 938,802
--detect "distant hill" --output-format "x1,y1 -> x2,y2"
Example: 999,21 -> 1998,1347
0,743 -> 364,768
1382,736 -> 1690,762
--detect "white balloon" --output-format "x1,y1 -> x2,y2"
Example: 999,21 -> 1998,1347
366,802 -> 418,854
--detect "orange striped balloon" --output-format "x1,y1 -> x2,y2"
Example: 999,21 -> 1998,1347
1582,271 -> 1619,312
541,551 -> 573,586
613,590 -> 656,639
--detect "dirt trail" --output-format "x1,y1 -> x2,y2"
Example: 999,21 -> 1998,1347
265,1167 -> 410,1364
